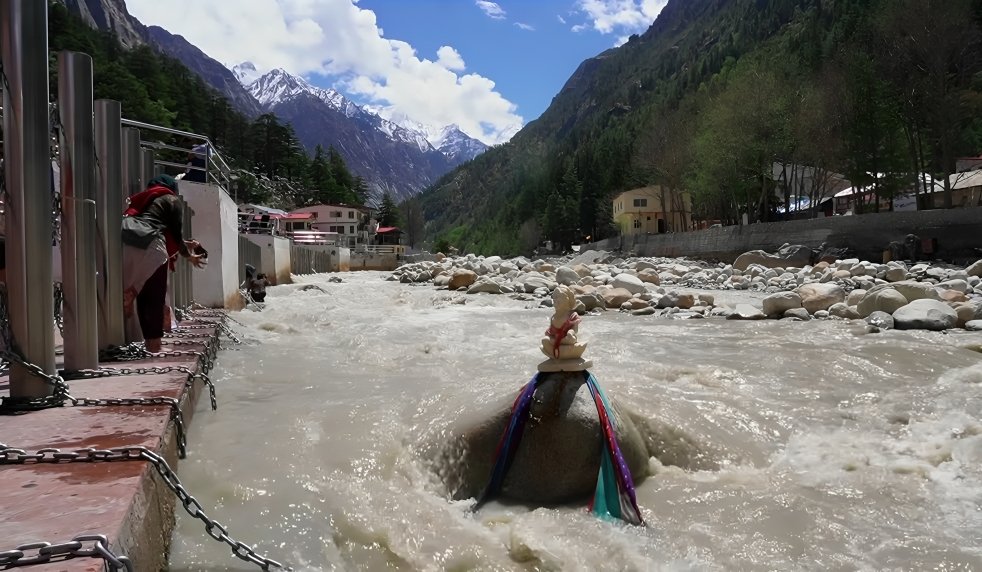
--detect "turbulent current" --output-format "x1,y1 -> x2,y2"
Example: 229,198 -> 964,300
169,271 -> 982,571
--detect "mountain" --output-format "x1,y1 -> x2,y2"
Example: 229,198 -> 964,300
145,26 -> 263,117
433,125 -> 489,167
417,0 -> 959,254
58,0 -> 490,200
245,67 -> 486,201
57,0 -> 261,117
60,0 -> 144,48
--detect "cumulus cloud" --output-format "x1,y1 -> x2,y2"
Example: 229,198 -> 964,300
514,22 -> 535,31
475,0 -> 506,20
575,0 -> 667,35
436,46 -> 466,71
126,0 -> 522,145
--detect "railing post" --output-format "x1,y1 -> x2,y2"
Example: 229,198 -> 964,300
121,127 -> 142,196
58,50 -> 99,370
94,99 -> 125,349
1,0 -> 57,396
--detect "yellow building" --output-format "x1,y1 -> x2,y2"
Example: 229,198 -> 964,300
612,186 -> 692,235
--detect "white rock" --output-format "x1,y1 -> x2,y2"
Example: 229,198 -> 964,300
611,273 -> 646,294
795,283 -> 846,314
726,304 -> 767,320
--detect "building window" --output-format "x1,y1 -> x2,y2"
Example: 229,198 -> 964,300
633,219 -> 641,229
349,226 -> 355,234
348,211 -> 355,219
329,225 -> 344,233
633,198 -> 647,207
331,211 -> 342,218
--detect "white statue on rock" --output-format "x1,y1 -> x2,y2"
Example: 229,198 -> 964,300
539,285 -> 592,372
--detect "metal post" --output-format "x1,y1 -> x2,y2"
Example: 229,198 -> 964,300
185,202 -> 194,304
1,0 -> 56,396
57,50 -> 99,370
121,127 -> 142,196
141,147 -> 155,185
172,198 -> 187,311
94,99 -> 124,348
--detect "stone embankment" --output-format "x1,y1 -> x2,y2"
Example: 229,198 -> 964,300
389,246 -> 982,333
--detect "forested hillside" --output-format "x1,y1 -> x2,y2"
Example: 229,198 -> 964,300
420,0 -> 982,255
45,2 -> 367,209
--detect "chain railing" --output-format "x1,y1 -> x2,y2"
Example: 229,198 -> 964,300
0,443 -> 292,571
0,534 -> 132,571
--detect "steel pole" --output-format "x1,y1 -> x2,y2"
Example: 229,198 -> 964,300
94,99 -> 124,348
141,148 -> 155,185
57,50 -> 99,370
121,127 -> 142,196
1,0 -> 56,396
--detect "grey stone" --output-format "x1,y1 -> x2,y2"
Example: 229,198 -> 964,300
783,307 -> 811,320
966,259 -> 982,277
829,302 -> 861,320
893,299 -> 958,331
556,266 -> 580,286
796,283 -> 846,314
762,291 -> 802,316
965,320 -> 982,331
611,273 -> 646,294
866,311 -> 894,330
857,288 -> 908,317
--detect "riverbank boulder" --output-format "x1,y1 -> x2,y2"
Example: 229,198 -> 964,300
893,299 -> 958,331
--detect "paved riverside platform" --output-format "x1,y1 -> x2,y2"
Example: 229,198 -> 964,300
0,312 -> 225,571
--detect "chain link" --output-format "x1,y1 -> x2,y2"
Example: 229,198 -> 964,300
53,282 -> 64,336
0,534 -> 133,571
0,443 -> 292,571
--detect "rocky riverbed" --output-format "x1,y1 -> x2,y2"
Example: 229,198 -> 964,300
389,246 -> 982,333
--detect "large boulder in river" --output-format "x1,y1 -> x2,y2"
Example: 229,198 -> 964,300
444,372 -> 650,504
448,269 -> 477,290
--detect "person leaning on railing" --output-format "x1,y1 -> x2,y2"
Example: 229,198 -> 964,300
121,174 -> 206,353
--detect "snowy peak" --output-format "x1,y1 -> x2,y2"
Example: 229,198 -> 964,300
232,61 -> 260,85
245,68 -> 357,116
434,124 -> 488,165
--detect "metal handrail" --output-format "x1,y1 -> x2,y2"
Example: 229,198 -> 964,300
119,118 -> 234,190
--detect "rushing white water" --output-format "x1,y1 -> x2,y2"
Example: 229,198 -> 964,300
169,271 -> 982,571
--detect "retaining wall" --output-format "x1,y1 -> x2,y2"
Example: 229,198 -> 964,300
581,207 -> 982,263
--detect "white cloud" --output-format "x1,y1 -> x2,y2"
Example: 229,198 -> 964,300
475,0 -> 506,20
126,0 -> 522,145
575,0 -> 667,35
436,46 -> 466,71
514,22 -> 535,31
557,14 -> 567,25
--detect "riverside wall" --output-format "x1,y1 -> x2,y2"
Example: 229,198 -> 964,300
582,207 -> 982,263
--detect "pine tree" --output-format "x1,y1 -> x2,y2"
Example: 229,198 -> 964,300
377,193 -> 401,227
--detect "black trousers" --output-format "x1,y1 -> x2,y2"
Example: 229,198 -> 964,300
137,263 -> 168,340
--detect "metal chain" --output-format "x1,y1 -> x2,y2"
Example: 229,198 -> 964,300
50,105 -> 63,247
0,534 -> 133,571
0,444 -> 292,572
53,282 -> 65,336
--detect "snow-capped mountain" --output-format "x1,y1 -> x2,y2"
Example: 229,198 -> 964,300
433,125 -> 489,166
231,61 -> 261,85
245,66 -> 488,164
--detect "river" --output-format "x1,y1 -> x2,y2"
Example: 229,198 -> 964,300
169,271 -> 982,571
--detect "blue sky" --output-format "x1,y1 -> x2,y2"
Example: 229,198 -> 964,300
126,0 -> 668,144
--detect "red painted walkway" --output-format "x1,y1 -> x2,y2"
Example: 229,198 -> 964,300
0,313 -> 222,571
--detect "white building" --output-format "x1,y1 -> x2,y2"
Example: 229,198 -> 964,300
291,203 -> 374,247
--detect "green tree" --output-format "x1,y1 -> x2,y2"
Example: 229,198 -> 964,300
377,193 -> 401,227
